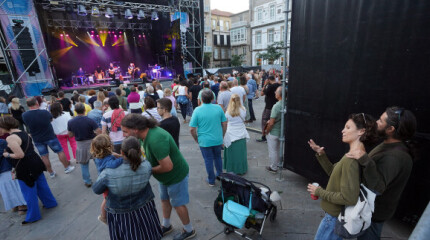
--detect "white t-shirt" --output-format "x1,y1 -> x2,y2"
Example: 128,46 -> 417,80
230,86 -> 246,105
51,111 -> 72,135
157,90 -> 164,99
142,108 -> 162,122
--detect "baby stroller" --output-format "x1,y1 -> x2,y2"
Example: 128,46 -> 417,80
214,173 -> 278,240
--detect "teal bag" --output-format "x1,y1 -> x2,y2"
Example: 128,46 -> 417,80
221,184 -> 252,229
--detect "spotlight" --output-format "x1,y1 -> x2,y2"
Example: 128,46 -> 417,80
91,30 -> 94,33
91,34 -> 94,37
105,8 -> 114,18
119,31 -> 122,34
151,11 -> 159,21
97,35 -> 99,37
66,34 -> 69,37
137,10 -> 145,20
108,31 -> 111,34
91,6 -> 100,17
60,34 -> 64,37
138,35 -> 141,38
114,35 -> 117,37
77,5 -> 87,16
125,9 -> 133,19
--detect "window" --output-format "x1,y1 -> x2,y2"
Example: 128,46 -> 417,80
239,15 -> 243,21
270,5 -> 275,19
212,19 -> 216,29
226,21 -> 229,31
235,48 -> 238,55
219,20 -> 224,29
257,8 -> 262,21
214,48 -> 219,59
280,26 -> 285,42
256,31 -> 262,45
268,29 -> 274,43
220,34 -> 225,45
227,35 -> 230,46
204,37 -> 207,46
243,47 -> 247,54
221,49 -> 226,59
213,34 -> 218,45
277,8 -> 281,14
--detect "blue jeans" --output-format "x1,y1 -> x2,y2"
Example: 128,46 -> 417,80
18,174 -> 57,222
80,162 -> 92,184
315,213 -> 342,240
357,221 -> 384,240
200,145 -> 223,184
34,138 -> 63,156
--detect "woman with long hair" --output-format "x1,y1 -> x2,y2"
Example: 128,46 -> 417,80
50,102 -> 77,162
223,94 -> 250,175
142,97 -> 162,122
92,136 -> 162,240
307,113 -> 378,239
239,76 -> 251,122
176,80 -> 190,123
1,116 -> 57,224
9,98 -> 26,131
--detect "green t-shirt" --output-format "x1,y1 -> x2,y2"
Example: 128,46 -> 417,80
142,127 -> 189,186
269,100 -> 284,137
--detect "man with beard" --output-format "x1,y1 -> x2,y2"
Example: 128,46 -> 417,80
347,107 -> 417,240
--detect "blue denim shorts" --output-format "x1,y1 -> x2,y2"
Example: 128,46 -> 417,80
159,175 -> 189,207
34,138 -> 64,156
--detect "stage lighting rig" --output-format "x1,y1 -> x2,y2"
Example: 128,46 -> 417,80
91,6 -> 100,17
65,4 -> 74,14
105,8 -> 114,18
137,10 -> 145,20
125,9 -> 133,19
77,5 -> 87,16
151,11 -> 159,21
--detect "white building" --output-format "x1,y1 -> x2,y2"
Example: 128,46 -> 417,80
250,0 -> 291,66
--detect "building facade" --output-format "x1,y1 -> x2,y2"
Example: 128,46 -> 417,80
211,9 -> 232,67
250,0 -> 291,66
230,10 -> 252,66
203,0 -> 213,68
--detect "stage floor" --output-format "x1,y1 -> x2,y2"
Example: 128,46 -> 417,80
59,77 -> 173,93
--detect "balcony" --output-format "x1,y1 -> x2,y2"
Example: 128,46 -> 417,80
231,39 -> 248,46
204,46 -> 213,52
231,21 -> 248,29
204,26 -> 211,32
251,14 -> 287,28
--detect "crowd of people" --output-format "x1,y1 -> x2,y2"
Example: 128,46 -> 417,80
0,68 -> 419,240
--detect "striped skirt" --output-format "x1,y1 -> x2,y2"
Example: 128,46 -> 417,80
107,200 -> 162,240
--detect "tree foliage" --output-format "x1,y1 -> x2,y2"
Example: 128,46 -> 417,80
257,41 -> 284,64
230,54 -> 244,67
203,52 -> 212,68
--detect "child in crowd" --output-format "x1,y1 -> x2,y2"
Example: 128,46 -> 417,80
90,134 -> 123,224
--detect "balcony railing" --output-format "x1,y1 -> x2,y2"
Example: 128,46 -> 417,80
251,15 -> 287,28
204,46 -> 212,52
231,21 -> 248,29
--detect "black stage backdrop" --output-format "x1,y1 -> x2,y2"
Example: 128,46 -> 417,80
286,0 -> 430,221
41,15 -> 181,82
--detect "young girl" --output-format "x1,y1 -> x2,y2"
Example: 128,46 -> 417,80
90,134 -> 123,224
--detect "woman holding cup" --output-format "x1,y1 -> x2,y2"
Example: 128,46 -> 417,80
307,113 -> 377,240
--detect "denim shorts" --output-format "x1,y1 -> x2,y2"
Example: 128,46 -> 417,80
34,138 -> 64,156
159,175 -> 189,207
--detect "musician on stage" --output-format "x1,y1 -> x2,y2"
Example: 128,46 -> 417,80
108,63 -> 120,87
76,67 -> 85,86
128,63 -> 135,80
153,64 -> 161,79
95,65 -> 105,80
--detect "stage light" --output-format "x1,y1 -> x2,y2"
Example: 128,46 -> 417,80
125,9 -> 133,19
66,34 -> 69,37
77,5 -> 87,16
151,11 -> 159,21
105,8 -> 114,18
91,34 -> 94,37
119,31 -> 122,34
60,34 -> 63,37
65,4 -> 74,14
91,6 -> 100,17
97,35 -> 99,37
108,31 -> 111,34
91,30 -> 94,33
138,35 -> 141,38
137,10 -> 145,20
114,35 -> 117,37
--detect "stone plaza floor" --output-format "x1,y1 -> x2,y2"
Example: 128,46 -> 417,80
0,88 -> 413,239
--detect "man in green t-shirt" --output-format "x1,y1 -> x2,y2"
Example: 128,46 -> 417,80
121,114 -> 196,240
264,86 -> 287,173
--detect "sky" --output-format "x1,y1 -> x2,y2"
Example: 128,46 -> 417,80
210,0 -> 249,14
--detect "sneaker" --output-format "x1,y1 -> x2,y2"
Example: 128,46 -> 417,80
256,137 -> 267,142
173,229 -> 196,240
206,179 -> 215,187
161,225 -> 174,236
64,165 -> 75,174
84,183 -> 92,188
49,171 -> 56,178
266,166 -> 277,174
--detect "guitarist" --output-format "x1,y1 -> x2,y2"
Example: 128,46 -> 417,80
128,63 -> 136,80
95,65 -> 104,80
108,63 -> 119,87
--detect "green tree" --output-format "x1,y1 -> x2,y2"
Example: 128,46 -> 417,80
257,41 -> 284,64
203,52 -> 212,68
230,54 -> 244,67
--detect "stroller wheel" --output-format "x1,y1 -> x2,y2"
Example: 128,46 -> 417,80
224,226 -> 234,235
269,206 -> 277,222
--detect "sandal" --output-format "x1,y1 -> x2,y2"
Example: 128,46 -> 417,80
18,209 -> 27,215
